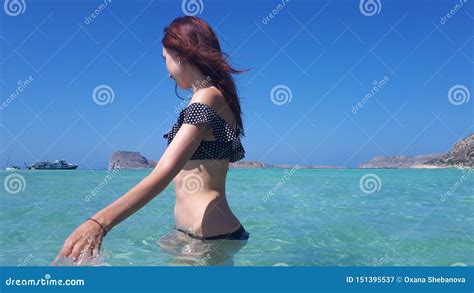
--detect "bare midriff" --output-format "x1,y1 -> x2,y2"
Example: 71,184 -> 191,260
172,159 -> 242,237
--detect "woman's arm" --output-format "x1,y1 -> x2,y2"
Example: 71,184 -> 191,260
52,121 -> 209,265
93,122 -> 209,231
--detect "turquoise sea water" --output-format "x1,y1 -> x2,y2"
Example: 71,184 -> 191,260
1,168 -> 473,266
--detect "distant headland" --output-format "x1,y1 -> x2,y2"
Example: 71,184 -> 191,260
107,151 -> 345,170
359,133 -> 473,169
107,134 -> 473,170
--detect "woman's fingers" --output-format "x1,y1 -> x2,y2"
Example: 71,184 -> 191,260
92,244 -> 100,259
51,255 -> 61,266
57,240 -> 74,260
71,238 -> 102,265
69,238 -> 88,261
52,221 -> 106,266
61,239 -> 74,257
51,238 -> 75,266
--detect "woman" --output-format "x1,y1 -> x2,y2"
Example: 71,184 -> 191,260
52,16 -> 249,266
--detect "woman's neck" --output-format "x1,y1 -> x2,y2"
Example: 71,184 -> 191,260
189,68 -> 214,93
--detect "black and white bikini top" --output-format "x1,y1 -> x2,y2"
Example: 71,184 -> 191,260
163,102 -> 245,163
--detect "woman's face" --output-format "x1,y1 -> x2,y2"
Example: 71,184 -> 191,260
162,47 -> 189,89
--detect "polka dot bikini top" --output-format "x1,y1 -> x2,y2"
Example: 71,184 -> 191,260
163,102 -> 246,163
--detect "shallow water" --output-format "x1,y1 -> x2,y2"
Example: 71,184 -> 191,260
1,168 -> 473,266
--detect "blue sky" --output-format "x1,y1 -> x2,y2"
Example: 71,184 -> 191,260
1,0 -> 473,169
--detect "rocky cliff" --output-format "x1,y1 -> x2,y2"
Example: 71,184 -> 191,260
270,164 -> 346,169
421,133 -> 474,168
108,151 -> 157,170
359,154 -> 443,168
107,153 -> 342,170
229,161 -> 266,168
359,133 -> 474,168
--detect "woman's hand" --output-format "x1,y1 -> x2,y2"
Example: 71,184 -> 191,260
51,219 -> 106,266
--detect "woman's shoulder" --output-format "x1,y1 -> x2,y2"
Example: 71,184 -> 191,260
190,86 -> 224,109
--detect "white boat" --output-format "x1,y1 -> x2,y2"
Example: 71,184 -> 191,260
26,159 -> 78,170
6,166 -> 21,171
5,152 -> 21,171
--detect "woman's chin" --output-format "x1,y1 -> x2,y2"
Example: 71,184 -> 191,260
177,84 -> 192,90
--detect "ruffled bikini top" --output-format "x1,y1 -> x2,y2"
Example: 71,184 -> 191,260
163,102 -> 246,163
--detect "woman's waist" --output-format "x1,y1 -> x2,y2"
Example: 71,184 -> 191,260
173,174 -> 226,195
174,193 -> 231,218
174,196 -> 241,237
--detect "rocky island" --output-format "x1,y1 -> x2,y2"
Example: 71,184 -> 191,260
108,151 -> 157,170
359,133 -> 473,169
107,152 -> 344,170
108,134 -> 473,170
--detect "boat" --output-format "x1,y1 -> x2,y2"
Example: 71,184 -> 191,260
5,151 -> 21,171
26,159 -> 78,170
6,166 -> 21,171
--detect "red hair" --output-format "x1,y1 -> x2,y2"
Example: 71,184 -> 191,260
162,16 -> 246,137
